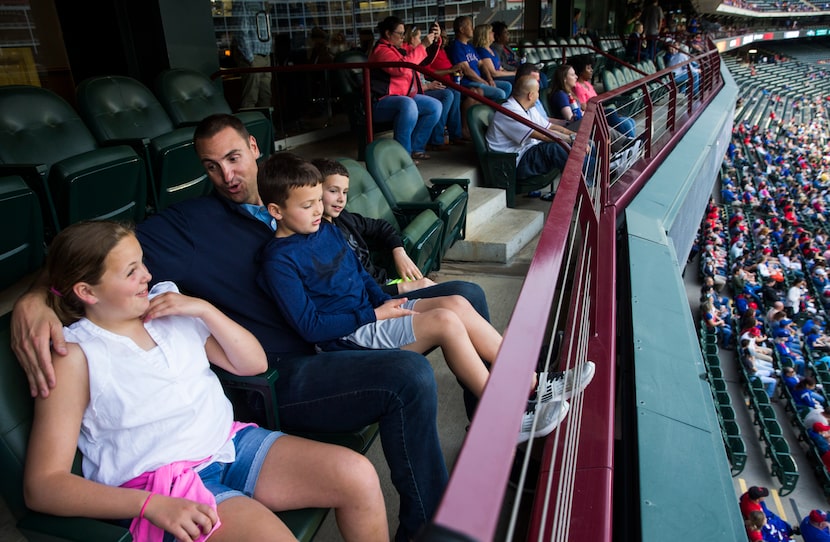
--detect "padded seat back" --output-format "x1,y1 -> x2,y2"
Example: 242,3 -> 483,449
76,75 -> 175,141
0,176 -> 44,290
0,85 -> 147,234
468,103 -> 494,159
338,157 -> 443,275
77,75 -> 209,211
366,139 -> 432,204
0,85 -> 98,169
155,68 -> 233,126
154,69 -> 273,160
365,139 -> 467,254
0,313 -> 33,520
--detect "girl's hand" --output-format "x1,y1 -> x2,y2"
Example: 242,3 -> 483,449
143,494 -> 219,542
374,298 -> 417,321
143,291 -> 210,322
427,80 -> 445,90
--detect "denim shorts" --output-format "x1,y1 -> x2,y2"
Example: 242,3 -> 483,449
198,426 -> 284,503
342,298 -> 418,349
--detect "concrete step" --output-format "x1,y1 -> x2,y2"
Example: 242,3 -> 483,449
445,187 -> 545,263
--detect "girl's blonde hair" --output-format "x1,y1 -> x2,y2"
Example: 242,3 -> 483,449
46,220 -> 135,325
472,24 -> 492,48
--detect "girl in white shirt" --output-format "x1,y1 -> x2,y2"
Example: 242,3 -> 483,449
24,220 -> 388,542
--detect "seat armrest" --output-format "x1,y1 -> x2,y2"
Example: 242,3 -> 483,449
397,201 -> 440,214
211,366 -> 281,430
98,137 -> 152,150
0,164 -> 48,179
429,178 -> 470,191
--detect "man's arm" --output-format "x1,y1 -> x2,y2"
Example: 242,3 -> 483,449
11,271 -> 64,398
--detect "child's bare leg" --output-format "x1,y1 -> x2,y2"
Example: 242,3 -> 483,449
404,308 -> 493,396
252,435 -> 388,542
411,296 -> 502,361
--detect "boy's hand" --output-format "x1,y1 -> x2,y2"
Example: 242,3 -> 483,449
375,298 -> 418,321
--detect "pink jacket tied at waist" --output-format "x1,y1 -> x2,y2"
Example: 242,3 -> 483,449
121,422 -> 256,542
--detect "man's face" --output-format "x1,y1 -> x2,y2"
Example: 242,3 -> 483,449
196,126 -> 261,205
460,18 -> 473,39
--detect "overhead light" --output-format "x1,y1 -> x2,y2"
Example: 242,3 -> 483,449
748,49 -> 757,54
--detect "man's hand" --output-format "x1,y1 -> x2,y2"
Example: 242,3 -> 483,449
11,290 -> 63,398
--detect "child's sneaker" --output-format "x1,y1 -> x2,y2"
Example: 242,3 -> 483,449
536,361 -> 596,403
517,400 -> 570,443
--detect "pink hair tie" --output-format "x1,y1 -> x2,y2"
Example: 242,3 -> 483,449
49,287 -> 63,297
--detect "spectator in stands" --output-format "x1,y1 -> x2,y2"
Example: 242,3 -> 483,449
786,277 -> 808,316
548,64 -> 632,155
11,113 -> 492,542
402,24 -> 456,152
775,330 -> 806,375
369,16 -> 443,161
490,21 -> 519,74
623,7 -> 643,35
740,338 -> 777,397
663,39 -> 700,95
804,403 -> 830,429
357,28 -> 375,55
641,0 -> 664,60
794,376 -> 826,409
485,75 -> 579,193
625,22 -> 647,61
473,24 -> 515,88
23,220 -> 388,542
233,0 -> 273,109
745,510 -> 768,541
702,299 -> 733,349
800,509 -> 830,542
423,26 -> 478,143
254,153 -> 595,443
570,55 -> 636,138
781,365 -> 800,393
808,422 -> 830,456
740,486 -> 799,539
448,16 -> 511,101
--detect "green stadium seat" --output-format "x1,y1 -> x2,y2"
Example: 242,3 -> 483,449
365,138 -> 468,257
154,68 -> 274,161
76,75 -> 210,212
0,175 -> 44,290
0,85 -> 147,237
338,157 -> 444,276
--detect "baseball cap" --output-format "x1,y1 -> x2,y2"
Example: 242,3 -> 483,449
748,486 -> 769,499
811,509 -> 828,523
815,422 -> 830,433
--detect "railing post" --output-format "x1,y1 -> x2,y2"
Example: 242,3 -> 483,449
363,67 -> 374,144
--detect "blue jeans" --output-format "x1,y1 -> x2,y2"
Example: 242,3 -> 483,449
424,88 -> 458,145
373,94 -> 441,154
464,80 -> 512,101
606,108 -> 636,138
272,348 -> 446,542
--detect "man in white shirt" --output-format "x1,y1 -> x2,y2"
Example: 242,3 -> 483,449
486,76 -> 578,185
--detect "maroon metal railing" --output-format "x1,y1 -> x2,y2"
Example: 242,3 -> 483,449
211,42 -> 725,541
